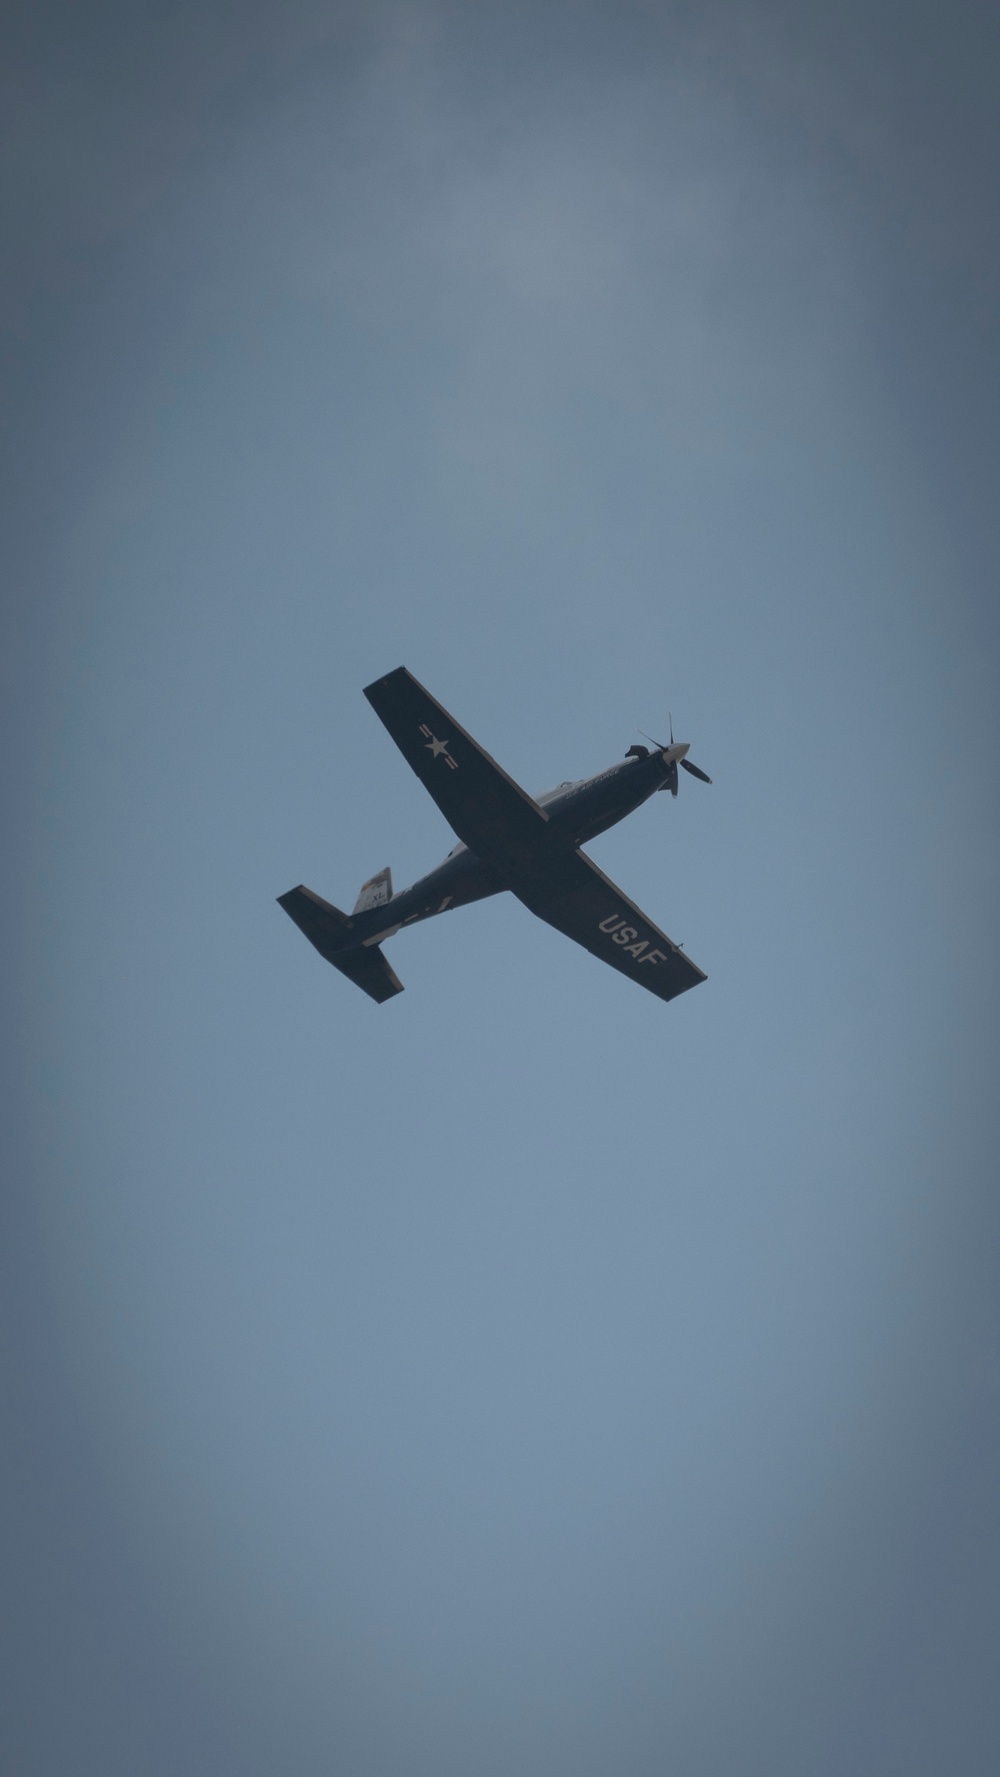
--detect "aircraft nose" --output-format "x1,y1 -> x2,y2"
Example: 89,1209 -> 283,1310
664,742 -> 689,763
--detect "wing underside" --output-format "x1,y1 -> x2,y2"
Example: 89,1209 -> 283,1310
514,848 -> 706,1003
363,666 -> 549,878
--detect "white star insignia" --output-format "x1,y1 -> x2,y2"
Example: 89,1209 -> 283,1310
418,722 -> 459,769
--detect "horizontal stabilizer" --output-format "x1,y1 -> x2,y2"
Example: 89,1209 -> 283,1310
330,942 -> 404,1004
278,884 -> 353,963
278,884 -> 403,1003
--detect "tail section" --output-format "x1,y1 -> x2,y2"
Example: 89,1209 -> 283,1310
278,884 -> 404,1004
353,867 -> 393,914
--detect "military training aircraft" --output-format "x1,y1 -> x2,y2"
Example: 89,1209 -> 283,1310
279,666 -> 712,1006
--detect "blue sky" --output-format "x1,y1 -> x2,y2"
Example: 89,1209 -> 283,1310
3,4 -> 998,1773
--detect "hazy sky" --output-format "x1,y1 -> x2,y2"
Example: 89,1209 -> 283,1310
3,4 -> 998,1774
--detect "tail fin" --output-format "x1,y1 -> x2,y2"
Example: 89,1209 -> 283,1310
278,884 -> 404,1004
353,867 -> 393,914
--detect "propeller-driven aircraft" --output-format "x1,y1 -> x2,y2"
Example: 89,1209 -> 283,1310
279,667 -> 712,1005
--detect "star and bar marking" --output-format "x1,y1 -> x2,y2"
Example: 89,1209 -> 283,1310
419,723 -> 459,769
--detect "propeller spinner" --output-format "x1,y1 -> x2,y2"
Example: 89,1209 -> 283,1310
639,719 -> 713,798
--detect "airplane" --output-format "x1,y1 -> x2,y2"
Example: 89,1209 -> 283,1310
278,666 -> 712,1006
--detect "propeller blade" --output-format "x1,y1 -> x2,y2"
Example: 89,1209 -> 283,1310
680,758 -> 712,784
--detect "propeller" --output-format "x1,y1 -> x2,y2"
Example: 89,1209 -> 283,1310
638,715 -> 713,798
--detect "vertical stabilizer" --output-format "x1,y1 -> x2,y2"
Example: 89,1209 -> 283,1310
353,867 -> 393,914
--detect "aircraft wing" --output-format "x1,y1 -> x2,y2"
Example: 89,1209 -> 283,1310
513,848 -> 706,1004
363,667 -> 550,877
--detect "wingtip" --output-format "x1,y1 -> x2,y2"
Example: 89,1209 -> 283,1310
363,665 -> 410,700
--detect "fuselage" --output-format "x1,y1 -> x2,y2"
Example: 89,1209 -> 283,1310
350,744 -> 688,948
